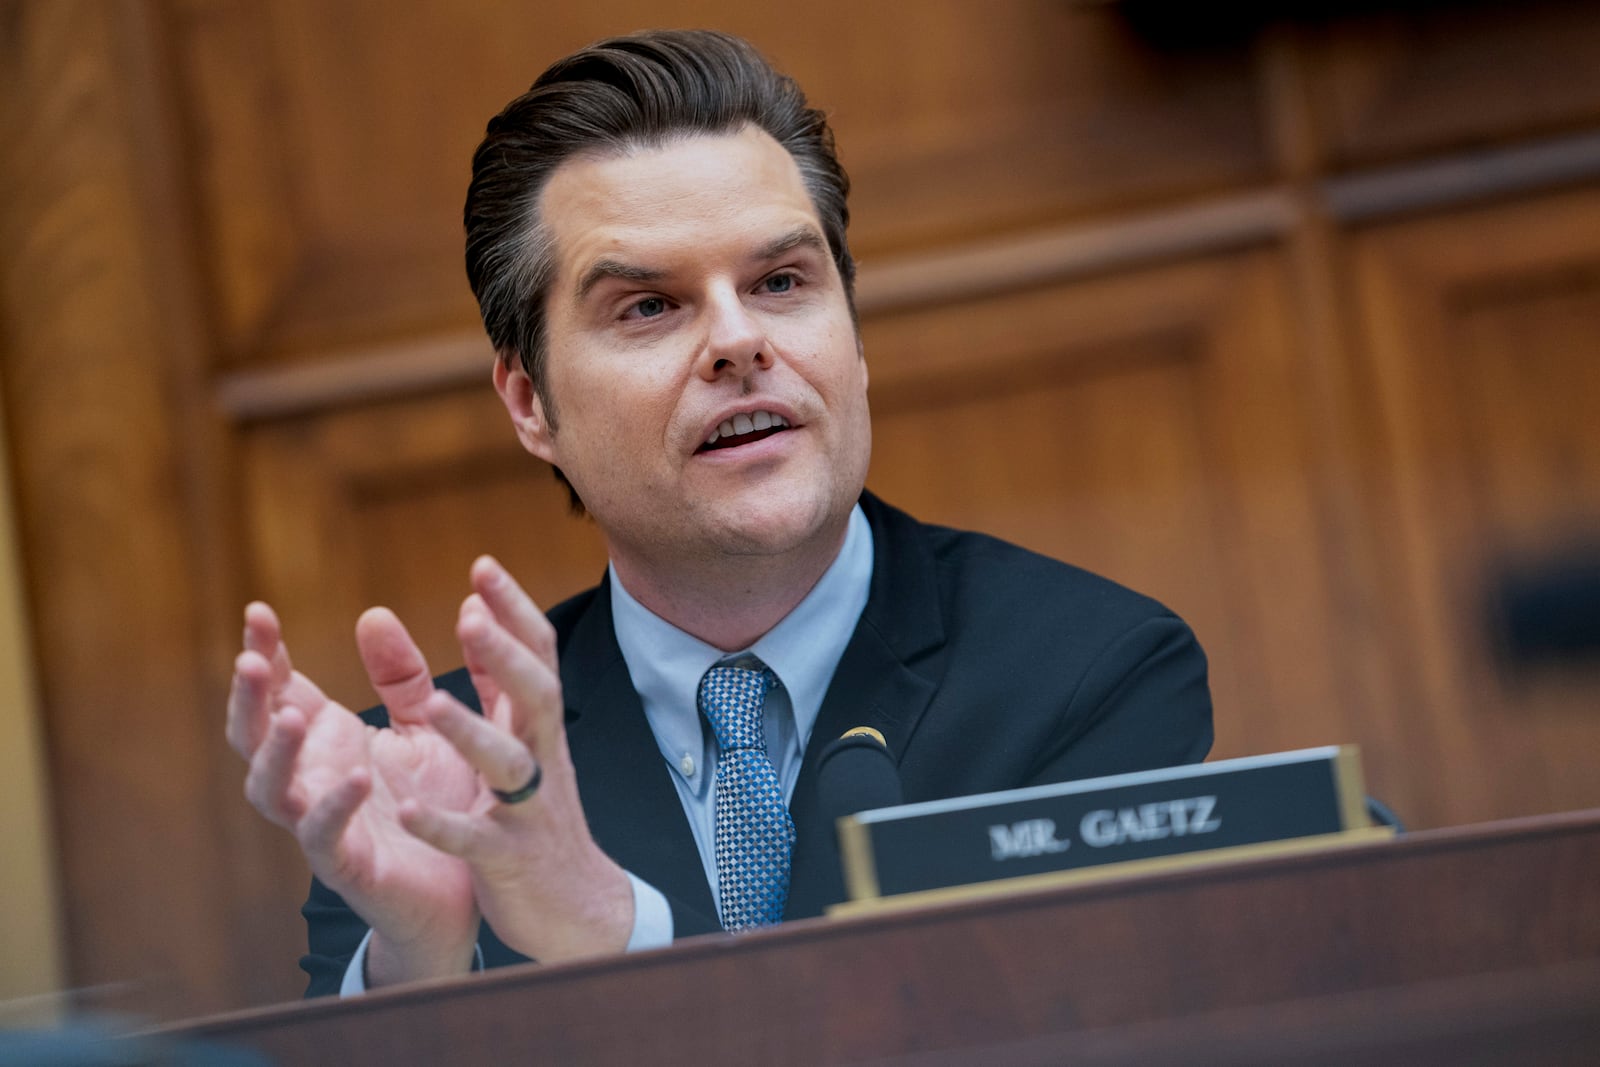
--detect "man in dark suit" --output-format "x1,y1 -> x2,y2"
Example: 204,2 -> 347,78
227,30 -> 1211,997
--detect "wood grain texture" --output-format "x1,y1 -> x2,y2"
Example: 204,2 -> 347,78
161,0 -> 1268,368
0,0 -> 238,1018
1350,185 -> 1600,830
1297,0 -> 1600,167
1252,22 -> 1416,847
876,961 -> 1600,1066
166,811 -> 1600,1066
862,252 -> 1362,782
240,387 -> 607,715
1323,128 -> 1600,223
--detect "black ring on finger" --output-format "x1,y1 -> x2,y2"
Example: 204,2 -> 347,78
492,761 -> 542,805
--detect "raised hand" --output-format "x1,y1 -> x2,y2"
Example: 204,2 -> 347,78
226,603 -> 481,985
397,555 -> 636,963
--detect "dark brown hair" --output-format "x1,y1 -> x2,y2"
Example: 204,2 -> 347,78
464,29 -> 856,419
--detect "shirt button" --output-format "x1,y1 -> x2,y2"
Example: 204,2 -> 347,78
679,753 -> 696,777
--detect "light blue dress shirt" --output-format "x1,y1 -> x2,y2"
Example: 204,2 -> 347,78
341,505 -> 873,993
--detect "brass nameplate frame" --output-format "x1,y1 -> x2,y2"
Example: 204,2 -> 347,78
832,745 -> 1386,914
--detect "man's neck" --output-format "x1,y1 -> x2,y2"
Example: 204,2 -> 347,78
607,524 -> 851,653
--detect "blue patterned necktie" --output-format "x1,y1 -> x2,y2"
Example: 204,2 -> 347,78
698,662 -> 795,931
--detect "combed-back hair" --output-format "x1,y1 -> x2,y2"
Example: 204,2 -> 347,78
464,29 -> 855,418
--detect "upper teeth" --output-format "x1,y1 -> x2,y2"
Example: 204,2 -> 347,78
706,410 -> 788,445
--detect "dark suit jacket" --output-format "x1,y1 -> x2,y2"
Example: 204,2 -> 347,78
301,493 -> 1212,995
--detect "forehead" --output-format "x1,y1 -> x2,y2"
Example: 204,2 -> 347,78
537,126 -> 824,284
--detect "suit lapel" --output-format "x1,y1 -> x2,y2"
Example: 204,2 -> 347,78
784,495 -> 948,919
559,578 -> 718,923
556,496 -> 948,925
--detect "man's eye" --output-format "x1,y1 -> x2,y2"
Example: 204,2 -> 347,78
762,273 -> 795,294
632,297 -> 667,318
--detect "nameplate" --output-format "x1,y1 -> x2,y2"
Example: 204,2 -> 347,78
834,746 -> 1383,911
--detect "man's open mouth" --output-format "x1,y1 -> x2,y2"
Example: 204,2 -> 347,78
699,410 -> 791,452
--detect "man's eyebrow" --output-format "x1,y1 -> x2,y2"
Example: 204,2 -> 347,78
575,260 -> 666,302
757,227 -> 828,262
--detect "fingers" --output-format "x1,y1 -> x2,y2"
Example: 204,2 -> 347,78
230,603 -> 329,755
229,602 -> 292,758
466,558 -> 565,745
298,768 -> 373,863
423,691 -> 538,796
399,801 -> 486,864
459,594 -> 505,727
470,556 -> 558,673
457,595 -> 564,751
243,601 -> 293,687
226,649 -> 275,757
356,607 -> 436,726
243,706 -> 309,827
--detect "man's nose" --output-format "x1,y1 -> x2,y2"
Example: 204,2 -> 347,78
696,290 -> 772,380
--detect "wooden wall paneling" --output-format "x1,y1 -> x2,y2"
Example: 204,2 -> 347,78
1321,129 -> 1600,226
164,0 -> 508,363
860,251 -> 1364,779
1350,185 -> 1600,829
122,0 -> 286,1015
164,0 -> 1268,373
10,0 -> 1596,1020
794,0 -> 1269,254
240,387 -> 609,718
0,1 -> 244,1018
1296,0 -> 1600,169
215,329 -> 493,421
161,0 -> 306,363
1252,24 -> 1419,827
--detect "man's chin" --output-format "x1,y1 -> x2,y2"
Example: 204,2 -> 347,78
696,487 -> 851,559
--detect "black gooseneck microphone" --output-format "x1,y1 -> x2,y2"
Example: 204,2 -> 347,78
805,728 -> 905,912
816,727 -> 905,835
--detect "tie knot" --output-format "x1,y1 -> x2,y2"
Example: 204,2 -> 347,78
698,664 -> 772,752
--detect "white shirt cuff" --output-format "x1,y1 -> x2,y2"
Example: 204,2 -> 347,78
625,871 -> 673,951
339,873 -> 670,996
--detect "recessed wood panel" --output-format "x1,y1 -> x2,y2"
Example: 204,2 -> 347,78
242,388 -> 608,711
1352,185 -> 1600,829
163,0 -> 1267,367
1299,0 -> 1600,168
862,252 -> 1368,785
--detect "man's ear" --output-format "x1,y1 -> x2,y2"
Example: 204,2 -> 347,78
492,357 -> 557,464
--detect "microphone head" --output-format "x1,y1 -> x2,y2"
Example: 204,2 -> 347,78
817,726 -> 904,827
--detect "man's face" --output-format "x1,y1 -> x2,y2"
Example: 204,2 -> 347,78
502,126 -> 871,574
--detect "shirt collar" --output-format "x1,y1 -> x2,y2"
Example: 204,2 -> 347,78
609,504 -> 874,757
